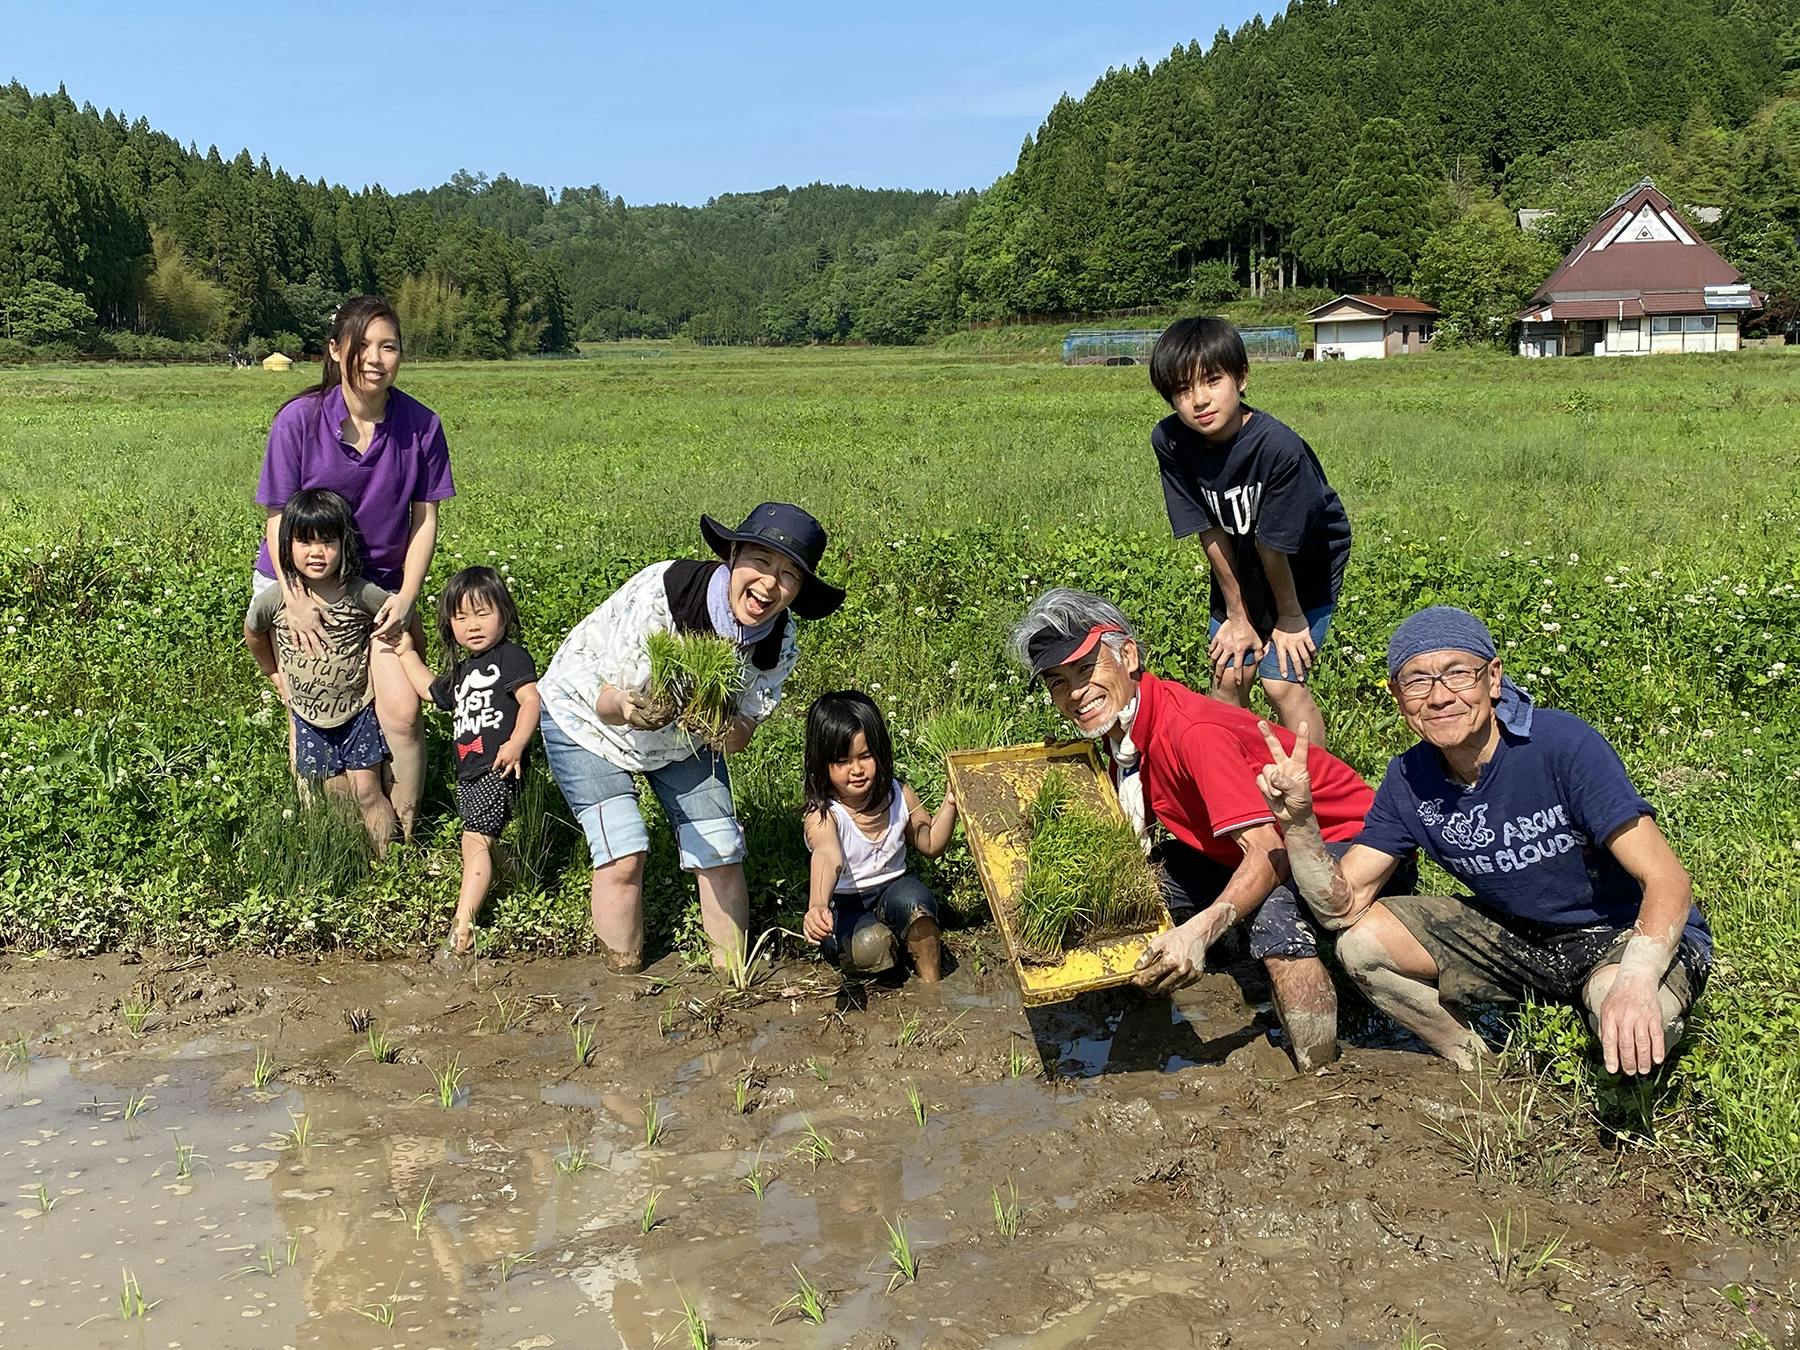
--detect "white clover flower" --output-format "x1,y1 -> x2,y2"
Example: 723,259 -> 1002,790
1555,644 -> 1567,653
282,808 -> 295,821
1540,665 -> 1552,675
913,606 -> 926,616
1567,552 -> 1579,563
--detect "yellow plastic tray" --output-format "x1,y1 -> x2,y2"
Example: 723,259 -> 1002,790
947,740 -> 1172,1007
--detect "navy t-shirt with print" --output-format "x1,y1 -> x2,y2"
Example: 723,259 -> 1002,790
1356,708 -> 1710,951
1152,406 -> 1352,626
429,640 -> 538,781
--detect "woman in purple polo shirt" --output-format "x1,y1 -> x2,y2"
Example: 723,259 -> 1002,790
251,295 -> 455,838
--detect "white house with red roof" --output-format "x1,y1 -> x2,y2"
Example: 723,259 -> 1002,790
1517,179 -> 1760,357
1305,293 -> 1440,360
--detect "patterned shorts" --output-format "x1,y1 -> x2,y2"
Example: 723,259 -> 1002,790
293,705 -> 389,780
457,770 -> 521,838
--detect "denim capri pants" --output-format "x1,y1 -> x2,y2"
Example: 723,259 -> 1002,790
539,711 -> 745,871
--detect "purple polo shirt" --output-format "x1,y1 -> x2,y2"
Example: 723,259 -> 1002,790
253,385 -> 455,590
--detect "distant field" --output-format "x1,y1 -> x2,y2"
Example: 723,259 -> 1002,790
1,345 -> 1796,1216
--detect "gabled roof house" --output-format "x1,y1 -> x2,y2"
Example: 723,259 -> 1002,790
1517,179 -> 1760,357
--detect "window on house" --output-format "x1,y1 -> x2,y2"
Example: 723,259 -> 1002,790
1618,318 -> 1640,333
1683,314 -> 1716,333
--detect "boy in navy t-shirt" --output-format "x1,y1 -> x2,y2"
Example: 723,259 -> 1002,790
1148,317 -> 1352,747
1249,606 -> 1709,1078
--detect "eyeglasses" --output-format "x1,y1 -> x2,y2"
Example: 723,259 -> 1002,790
1396,661 -> 1492,700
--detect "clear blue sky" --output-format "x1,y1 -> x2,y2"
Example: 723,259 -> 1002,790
5,1 -> 1251,204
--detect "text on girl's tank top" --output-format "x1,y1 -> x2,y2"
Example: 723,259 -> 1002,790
827,791 -> 908,893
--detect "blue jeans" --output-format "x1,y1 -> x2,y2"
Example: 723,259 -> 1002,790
539,712 -> 744,870
1207,603 -> 1335,684
820,874 -> 939,964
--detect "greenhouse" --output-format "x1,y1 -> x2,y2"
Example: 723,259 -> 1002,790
1061,324 -> 1298,365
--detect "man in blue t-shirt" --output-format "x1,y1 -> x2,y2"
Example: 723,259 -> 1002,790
1248,606 -> 1710,1077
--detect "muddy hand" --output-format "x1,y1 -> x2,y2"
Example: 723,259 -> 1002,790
1255,719 -> 1313,825
621,691 -> 677,732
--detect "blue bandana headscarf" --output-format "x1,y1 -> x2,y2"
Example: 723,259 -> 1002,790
1386,605 -> 1534,735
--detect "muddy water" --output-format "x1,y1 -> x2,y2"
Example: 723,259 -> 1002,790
0,949 -> 1793,1349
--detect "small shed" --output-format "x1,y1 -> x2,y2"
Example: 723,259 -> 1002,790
261,351 -> 294,372
1306,295 -> 1439,360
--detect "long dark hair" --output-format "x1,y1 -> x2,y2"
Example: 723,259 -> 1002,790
804,691 -> 895,816
436,566 -> 520,686
277,488 -> 361,586
280,294 -> 403,411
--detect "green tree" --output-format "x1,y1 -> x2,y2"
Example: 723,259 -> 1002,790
1320,118 -> 1445,285
0,278 -> 95,344
1413,199 -> 1561,345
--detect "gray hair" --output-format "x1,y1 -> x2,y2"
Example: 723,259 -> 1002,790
1006,587 -> 1142,669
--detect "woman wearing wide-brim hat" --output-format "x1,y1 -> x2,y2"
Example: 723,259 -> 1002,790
537,503 -> 845,971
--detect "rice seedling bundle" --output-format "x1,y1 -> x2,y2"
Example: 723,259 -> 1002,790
1012,770 -> 1161,962
645,630 -> 748,749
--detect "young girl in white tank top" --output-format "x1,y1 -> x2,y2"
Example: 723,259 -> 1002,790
801,692 -> 959,981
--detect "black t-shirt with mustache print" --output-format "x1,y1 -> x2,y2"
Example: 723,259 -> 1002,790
430,640 -> 539,780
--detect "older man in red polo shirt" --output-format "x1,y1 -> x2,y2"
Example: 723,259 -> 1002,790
1009,588 -> 1409,1070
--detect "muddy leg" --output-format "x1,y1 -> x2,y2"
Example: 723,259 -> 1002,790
1261,678 -> 1328,752
904,915 -> 942,983
1336,906 -> 1483,1070
1265,954 -> 1339,1071
453,832 -> 494,953
693,863 -> 750,969
342,767 -> 396,859
590,853 -> 647,971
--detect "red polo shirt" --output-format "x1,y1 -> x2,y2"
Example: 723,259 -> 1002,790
1124,670 -> 1374,866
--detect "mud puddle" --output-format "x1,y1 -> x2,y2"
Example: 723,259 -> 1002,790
0,948 -> 1793,1348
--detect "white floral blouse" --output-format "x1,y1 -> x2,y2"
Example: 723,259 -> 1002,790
538,561 -> 798,772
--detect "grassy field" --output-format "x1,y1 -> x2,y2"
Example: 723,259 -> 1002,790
1,345 -> 1797,1223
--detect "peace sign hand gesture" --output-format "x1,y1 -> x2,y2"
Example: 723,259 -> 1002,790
1255,720 -> 1314,826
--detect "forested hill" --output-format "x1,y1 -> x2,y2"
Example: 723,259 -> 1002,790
3,0 -> 1799,357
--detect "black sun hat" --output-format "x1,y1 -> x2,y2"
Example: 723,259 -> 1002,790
699,503 -> 846,621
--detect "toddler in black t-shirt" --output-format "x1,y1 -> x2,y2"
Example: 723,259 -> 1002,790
394,567 -> 540,957
1147,316 -> 1352,748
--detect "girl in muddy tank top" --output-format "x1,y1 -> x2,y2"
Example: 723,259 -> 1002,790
801,691 -> 959,982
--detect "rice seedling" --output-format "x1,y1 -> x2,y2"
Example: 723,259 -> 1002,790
556,1138 -> 594,1175
285,1233 -> 300,1266
1005,1044 -> 1037,1080
880,1217 -> 920,1291
732,1063 -> 760,1114
350,1024 -> 397,1065
570,1014 -> 595,1067
646,629 -> 747,748
910,704 -> 1009,801
117,1268 -> 154,1319
895,1010 -> 922,1047
640,1185 -> 668,1234
354,1288 -> 398,1326
344,1007 -> 372,1033
804,1056 -> 831,1083
1485,1208 -> 1577,1287
159,1132 -> 202,1180
721,925 -> 781,992
1013,770 -> 1162,960
904,1080 -> 933,1130
2,1030 -> 28,1068
1398,1322 -> 1448,1350
28,1182 -> 57,1214
992,1178 -> 1022,1239
497,1250 -> 532,1284
669,1287 -> 710,1348
658,1000 -> 680,1036
404,1176 -> 435,1239
429,1055 -> 466,1108
742,1151 -> 770,1199
120,996 -> 153,1035
234,1241 -> 279,1279
122,1088 -> 154,1120
772,1264 -> 826,1325
250,1044 -> 276,1091
788,1116 -> 835,1167
481,990 -> 531,1032
278,1110 -> 313,1151
642,1094 -> 669,1147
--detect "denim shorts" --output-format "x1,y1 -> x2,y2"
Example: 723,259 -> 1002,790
293,704 -> 389,779
539,711 -> 744,870
1155,836 -> 1415,962
820,873 -> 939,964
1207,603 -> 1334,684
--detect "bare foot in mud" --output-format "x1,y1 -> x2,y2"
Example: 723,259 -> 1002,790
905,916 -> 943,982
